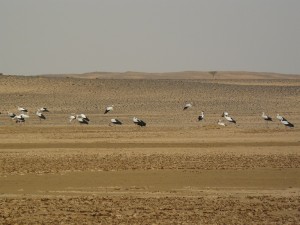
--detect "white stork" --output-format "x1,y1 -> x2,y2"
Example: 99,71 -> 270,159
77,116 -> 89,124
13,113 -> 29,123
198,111 -> 204,121
39,107 -> 49,112
69,114 -> 89,124
36,110 -> 46,121
222,112 -> 236,124
133,117 -> 146,127
262,112 -> 272,121
104,105 -> 114,114
277,114 -> 294,128
18,106 -> 28,113
218,119 -> 226,126
110,118 -> 122,125
262,112 -> 272,127
78,114 -> 90,121
280,119 -> 294,128
7,112 -> 16,119
183,103 -> 192,110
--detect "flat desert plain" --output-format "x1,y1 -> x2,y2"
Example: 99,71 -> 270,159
0,72 -> 300,224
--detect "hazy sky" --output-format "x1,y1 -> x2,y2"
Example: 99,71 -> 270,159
1,0 -> 299,75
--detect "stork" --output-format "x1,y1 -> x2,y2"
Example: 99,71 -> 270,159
104,105 -> 114,114
110,118 -> 122,125
277,114 -> 294,128
77,117 -> 89,124
262,112 -> 272,121
36,110 -> 46,121
78,114 -> 90,121
13,114 -> 29,123
183,103 -> 192,110
198,111 -> 204,121
17,106 -> 28,113
39,107 -> 49,112
280,119 -> 294,128
262,112 -> 272,127
7,112 -> 16,119
222,112 -> 236,124
133,117 -> 146,127
69,114 -> 89,124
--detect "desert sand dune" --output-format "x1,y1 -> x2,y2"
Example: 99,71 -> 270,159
0,73 -> 300,224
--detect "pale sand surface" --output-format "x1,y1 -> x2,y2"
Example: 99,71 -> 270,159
0,73 -> 300,224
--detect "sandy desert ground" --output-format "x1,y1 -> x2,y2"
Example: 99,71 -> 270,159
0,72 -> 300,224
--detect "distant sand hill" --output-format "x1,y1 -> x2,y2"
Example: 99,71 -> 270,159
40,71 -> 300,80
